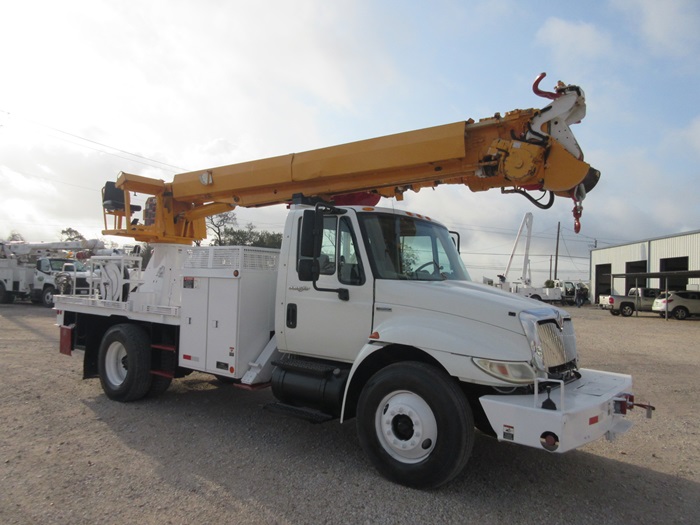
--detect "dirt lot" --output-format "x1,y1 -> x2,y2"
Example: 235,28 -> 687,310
0,303 -> 698,525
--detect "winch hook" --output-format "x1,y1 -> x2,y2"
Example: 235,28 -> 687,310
571,192 -> 583,234
532,72 -> 563,100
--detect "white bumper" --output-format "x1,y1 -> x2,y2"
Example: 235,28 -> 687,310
479,369 -> 633,453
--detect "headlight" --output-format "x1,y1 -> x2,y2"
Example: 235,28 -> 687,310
519,311 -> 546,371
473,358 -> 536,384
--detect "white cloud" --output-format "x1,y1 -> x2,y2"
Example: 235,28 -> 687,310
671,115 -> 700,156
535,17 -> 616,74
611,0 -> 700,59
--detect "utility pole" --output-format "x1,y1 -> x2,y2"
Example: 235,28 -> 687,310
554,221 -> 560,280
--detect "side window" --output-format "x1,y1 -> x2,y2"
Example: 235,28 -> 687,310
38,260 -> 50,273
338,217 -> 365,285
319,216 -> 337,275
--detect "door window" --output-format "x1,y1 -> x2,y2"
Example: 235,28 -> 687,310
338,217 -> 365,285
319,216 -> 337,275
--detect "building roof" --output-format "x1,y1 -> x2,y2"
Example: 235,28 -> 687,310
592,229 -> 700,252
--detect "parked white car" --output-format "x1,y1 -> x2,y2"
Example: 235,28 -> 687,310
652,291 -> 700,320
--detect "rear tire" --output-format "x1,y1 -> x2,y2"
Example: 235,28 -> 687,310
0,283 -> 15,304
610,310 -> 620,316
356,362 -> 474,489
98,324 -> 152,402
673,307 -> 689,320
147,375 -> 172,397
620,304 -> 634,317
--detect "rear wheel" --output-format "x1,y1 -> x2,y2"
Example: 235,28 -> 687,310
98,324 -> 152,402
356,362 -> 474,489
620,304 -> 634,317
147,375 -> 172,397
673,307 -> 689,320
0,283 -> 15,304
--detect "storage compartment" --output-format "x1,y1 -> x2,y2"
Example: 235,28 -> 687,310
179,246 -> 279,379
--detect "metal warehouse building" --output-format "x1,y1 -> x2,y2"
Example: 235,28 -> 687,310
590,230 -> 700,302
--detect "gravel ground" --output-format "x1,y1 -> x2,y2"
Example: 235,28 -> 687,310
0,303 -> 698,525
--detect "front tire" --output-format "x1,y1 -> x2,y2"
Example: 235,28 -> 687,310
42,285 -> 55,307
356,362 -> 474,489
98,324 -> 152,402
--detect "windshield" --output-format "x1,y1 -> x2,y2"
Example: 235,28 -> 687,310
50,259 -> 87,272
358,213 -> 470,281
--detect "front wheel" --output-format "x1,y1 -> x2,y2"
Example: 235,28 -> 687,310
42,286 -> 55,308
98,324 -> 153,402
356,362 -> 474,489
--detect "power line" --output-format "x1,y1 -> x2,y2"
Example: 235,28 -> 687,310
0,108 -> 187,173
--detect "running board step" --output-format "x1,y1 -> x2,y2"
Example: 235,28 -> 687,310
264,402 -> 335,424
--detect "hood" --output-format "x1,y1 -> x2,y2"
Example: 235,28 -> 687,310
374,279 -> 567,334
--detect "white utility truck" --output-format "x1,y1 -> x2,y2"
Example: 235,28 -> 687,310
496,212 -> 574,303
56,74 -> 652,488
0,240 -> 102,306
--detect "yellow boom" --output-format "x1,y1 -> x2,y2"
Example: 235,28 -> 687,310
102,73 -> 599,244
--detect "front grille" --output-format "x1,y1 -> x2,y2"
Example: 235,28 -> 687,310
537,318 -> 577,369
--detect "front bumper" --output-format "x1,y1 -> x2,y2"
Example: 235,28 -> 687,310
479,368 -> 633,453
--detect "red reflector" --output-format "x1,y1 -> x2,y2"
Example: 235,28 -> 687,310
183,354 -> 192,360
369,332 -> 380,339
589,415 -> 599,425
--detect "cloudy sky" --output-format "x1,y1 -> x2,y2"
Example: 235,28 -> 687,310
1,0 -> 699,283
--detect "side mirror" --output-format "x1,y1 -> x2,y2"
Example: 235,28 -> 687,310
298,258 -> 319,282
299,209 -> 321,259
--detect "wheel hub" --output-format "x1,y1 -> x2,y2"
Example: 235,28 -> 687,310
105,341 -> 128,387
376,391 -> 438,463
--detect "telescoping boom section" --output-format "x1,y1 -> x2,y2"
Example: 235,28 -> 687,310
102,73 -> 599,244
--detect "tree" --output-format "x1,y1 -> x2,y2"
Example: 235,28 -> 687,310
220,223 -> 282,249
61,228 -> 86,242
206,212 -> 237,246
139,243 -> 155,269
6,231 -> 24,242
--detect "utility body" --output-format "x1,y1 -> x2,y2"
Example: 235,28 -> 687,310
56,74 -> 651,488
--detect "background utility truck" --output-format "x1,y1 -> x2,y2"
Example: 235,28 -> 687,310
56,74 -> 652,488
0,240 -> 103,306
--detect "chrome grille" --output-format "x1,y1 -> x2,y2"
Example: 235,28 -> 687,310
537,318 -> 577,368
